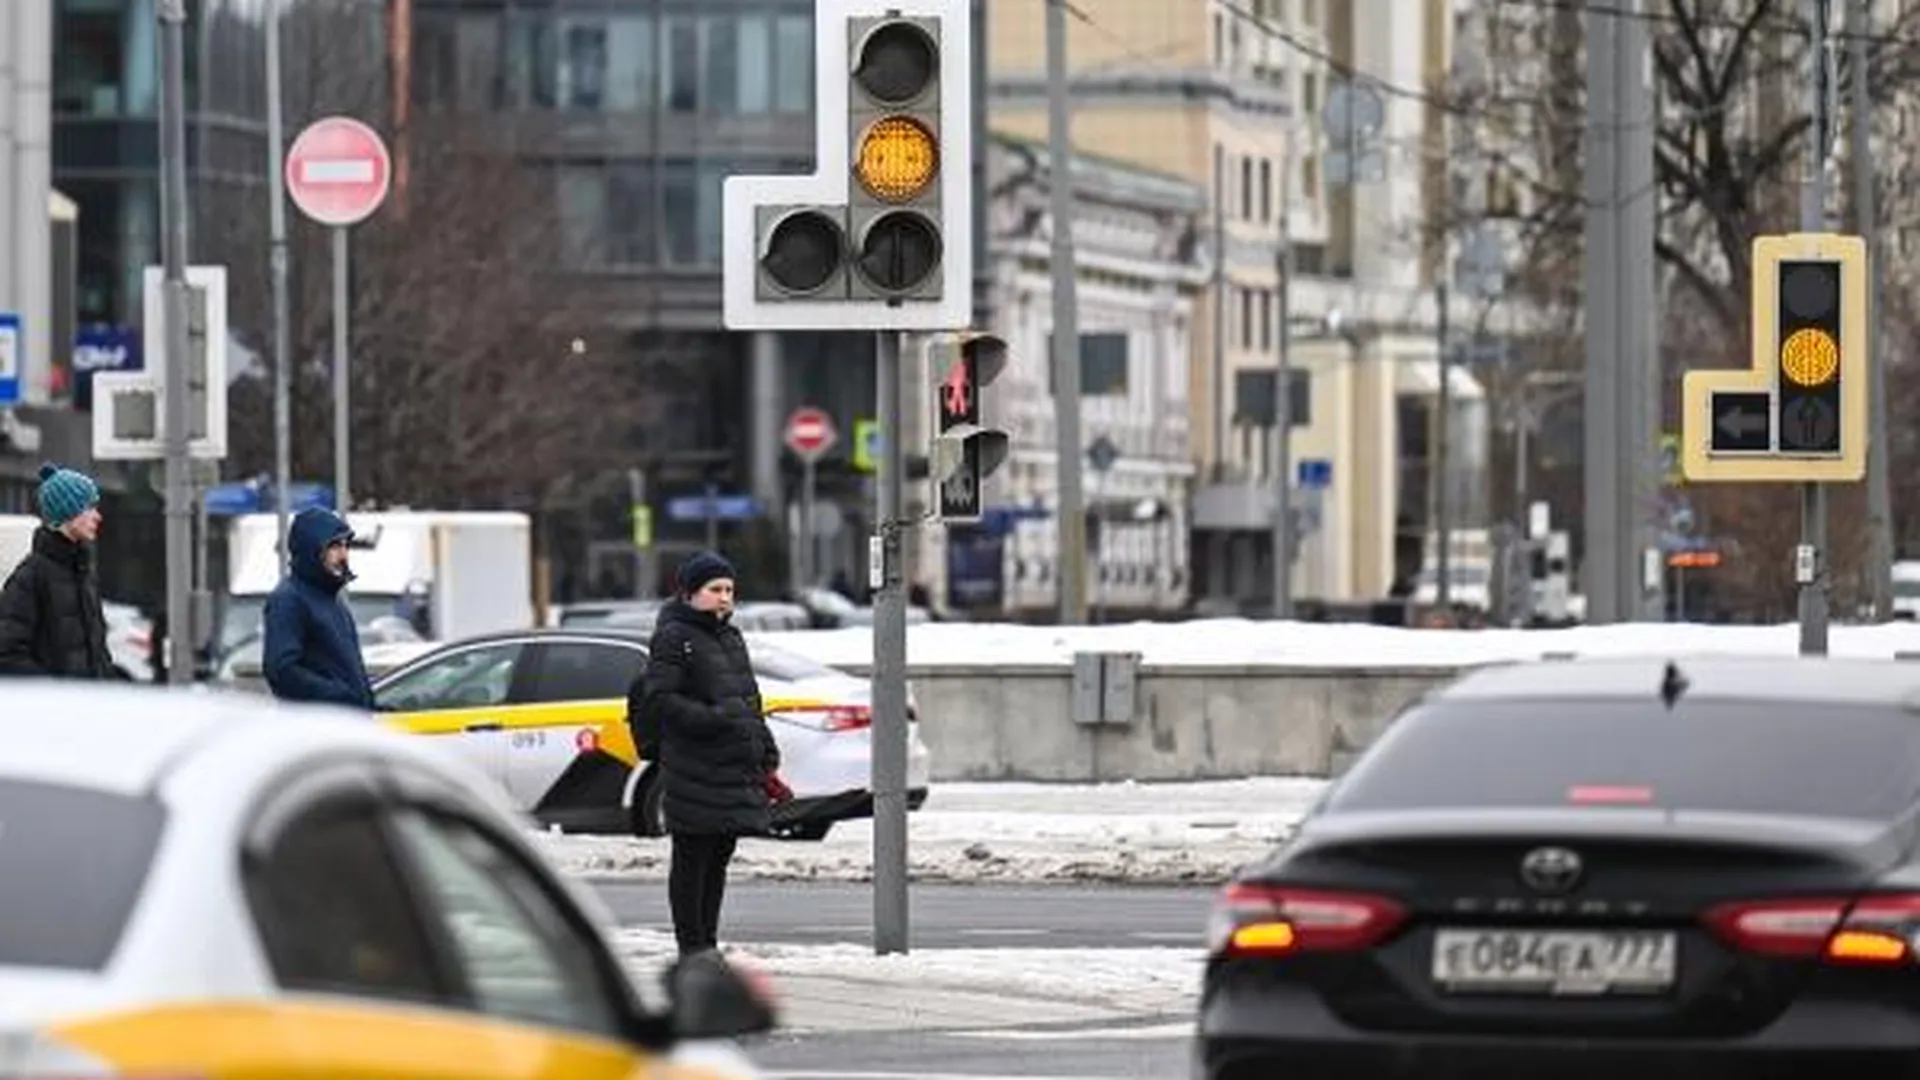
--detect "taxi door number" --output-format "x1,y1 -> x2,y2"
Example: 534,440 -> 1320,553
509,730 -> 547,749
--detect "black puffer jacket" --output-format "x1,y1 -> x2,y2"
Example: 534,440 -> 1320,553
637,599 -> 780,836
0,527 -> 112,679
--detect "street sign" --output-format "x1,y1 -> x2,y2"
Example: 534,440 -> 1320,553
0,314 -> 19,407
93,265 -> 228,461
666,493 -> 760,522
1454,225 -> 1507,298
1681,232 -> 1868,483
1708,391 -> 1771,453
853,417 -> 879,473
1087,434 -> 1120,473
1298,458 -> 1333,489
784,405 -> 839,461
286,116 -> 392,227
1322,80 -> 1385,140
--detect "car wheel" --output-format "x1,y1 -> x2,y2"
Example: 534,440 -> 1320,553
632,771 -> 667,838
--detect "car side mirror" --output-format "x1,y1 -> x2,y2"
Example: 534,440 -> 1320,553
666,950 -> 778,1041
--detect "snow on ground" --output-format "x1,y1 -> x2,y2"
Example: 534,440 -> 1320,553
754,618 -> 1920,669
533,776 -> 1326,885
616,927 -> 1202,1015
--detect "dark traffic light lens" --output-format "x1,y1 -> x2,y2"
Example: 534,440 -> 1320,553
854,21 -> 938,105
1782,261 -> 1837,320
761,210 -> 845,294
857,211 -> 941,294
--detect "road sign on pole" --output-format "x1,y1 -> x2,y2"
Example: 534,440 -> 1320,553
287,116 -> 390,512
784,405 -> 839,462
286,117 -> 392,228
1680,232 -> 1868,483
0,314 -> 20,407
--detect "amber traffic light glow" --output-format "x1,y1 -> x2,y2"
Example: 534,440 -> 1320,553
855,116 -> 939,203
1780,327 -> 1839,387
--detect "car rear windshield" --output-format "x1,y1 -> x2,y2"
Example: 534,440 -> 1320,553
1326,698 -> 1920,820
0,779 -> 166,969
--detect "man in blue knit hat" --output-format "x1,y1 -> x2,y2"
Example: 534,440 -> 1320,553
0,463 -> 112,678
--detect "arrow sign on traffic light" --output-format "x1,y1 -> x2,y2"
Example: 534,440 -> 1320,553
1708,390 -> 1771,453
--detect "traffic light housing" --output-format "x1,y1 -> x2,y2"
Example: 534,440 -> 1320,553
1678,232 -> 1868,483
1773,259 -> 1842,454
930,331 -> 1009,524
722,0 -> 973,331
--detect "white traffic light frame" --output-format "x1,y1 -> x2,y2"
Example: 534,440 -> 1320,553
722,0 -> 973,331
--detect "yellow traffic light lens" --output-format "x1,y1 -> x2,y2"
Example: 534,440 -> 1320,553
1780,327 -> 1839,386
855,116 -> 939,203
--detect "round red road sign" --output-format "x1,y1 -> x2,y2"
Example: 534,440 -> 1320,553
784,406 -> 838,460
286,115 -> 392,227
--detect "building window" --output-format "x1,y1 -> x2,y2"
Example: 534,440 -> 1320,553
1232,369 -> 1311,428
1213,142 -> 1225,208
1259,290 -> 1273,350
1258,159 -> 1273,221
1047,333 -> 1131,396
664,17 -> 699,112
1213,12 -> 1224,67
774,14 -> 814,113
55,0 -> 132,115
1240,156 -> 1254,218
1239,287 -> 1254,348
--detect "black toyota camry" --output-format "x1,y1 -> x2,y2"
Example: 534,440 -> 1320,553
1197,656 -> 1920,1080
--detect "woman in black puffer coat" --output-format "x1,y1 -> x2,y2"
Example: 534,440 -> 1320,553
635,550 -> 784,957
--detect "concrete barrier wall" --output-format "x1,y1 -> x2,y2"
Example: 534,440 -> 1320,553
844,662 -> 1475,782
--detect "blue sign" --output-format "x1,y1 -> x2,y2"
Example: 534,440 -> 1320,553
203,480 -> 336,517
975,503 -> 1051,538
72,325 -> 141,410
666,493 -> 761,522
0,313 -> 21,407
1297,458 -> 1333,489
946,530 -> 1005,610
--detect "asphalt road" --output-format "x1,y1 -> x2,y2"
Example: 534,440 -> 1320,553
749,1023 -> 1191,1080
589,878 -> 1214,947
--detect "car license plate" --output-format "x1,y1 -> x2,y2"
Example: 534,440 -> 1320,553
1430,928 -> 1677,995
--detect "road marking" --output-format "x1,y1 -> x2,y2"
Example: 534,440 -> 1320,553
955,927 -> 1050,937
1127,931 -> 1195,943
948,1020 -> 1194,1041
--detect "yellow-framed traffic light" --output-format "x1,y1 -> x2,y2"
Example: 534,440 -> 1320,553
1679,232 -> 1868,483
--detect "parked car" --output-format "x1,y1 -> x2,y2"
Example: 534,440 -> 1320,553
101,601 -> 155,682
371,626 -> 932,840
0,681 -> 776,1079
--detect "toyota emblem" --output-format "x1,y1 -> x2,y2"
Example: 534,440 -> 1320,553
1519,846 -> 1583,894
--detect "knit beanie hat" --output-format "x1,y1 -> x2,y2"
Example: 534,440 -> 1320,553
37,463 -> 100,528
676,550 -> 737,597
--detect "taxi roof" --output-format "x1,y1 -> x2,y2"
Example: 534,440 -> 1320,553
0,683 -> 381,797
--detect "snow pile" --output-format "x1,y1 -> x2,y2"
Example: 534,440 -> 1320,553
533,777 -> 1325,885
754,618 -> 1920,669
616,927 -> 1202,1016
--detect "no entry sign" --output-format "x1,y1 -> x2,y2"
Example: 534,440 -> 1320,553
785,406 -> 838,462
286,116 -> 392,227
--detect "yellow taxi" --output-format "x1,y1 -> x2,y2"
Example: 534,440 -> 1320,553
0,682 -> 775,1079
371,627 -> 932,840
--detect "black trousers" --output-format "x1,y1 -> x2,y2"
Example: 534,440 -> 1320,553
669,832 -> 739,956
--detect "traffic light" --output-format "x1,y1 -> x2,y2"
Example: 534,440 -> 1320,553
1773,258 -> 1843,455
930,331 -> 1009,524
721,0 -> 973,331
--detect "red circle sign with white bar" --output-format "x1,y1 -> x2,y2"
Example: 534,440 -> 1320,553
286,115 -> 392,227
785,406 -> 838,462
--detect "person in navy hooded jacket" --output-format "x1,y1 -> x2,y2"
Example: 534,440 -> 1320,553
262,507 -> 373,709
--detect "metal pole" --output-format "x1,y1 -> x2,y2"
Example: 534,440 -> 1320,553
1582,0 -> 1621,624
1270,114 -> 1296,620
1044,0 -> 1087,624
1434,281 -> 1452,614
1850,0 -> 1892,619
800,458 -> 817,588
970,0 -> 992,330
1618,0 -> 1661,621
266,0 -> 292,562
871,330 -> 909,955
1799,0 -> 1832,655
332,227 -> 351,510
158,0 -> 194,686
0,0 -> 15,320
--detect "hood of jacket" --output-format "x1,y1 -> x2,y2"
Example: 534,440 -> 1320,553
288,508 -> 355,592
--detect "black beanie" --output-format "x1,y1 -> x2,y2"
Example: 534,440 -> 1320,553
676,550 -> 737,597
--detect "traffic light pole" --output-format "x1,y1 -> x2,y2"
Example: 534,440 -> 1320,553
1798,0 -> 1833,656
871,329 -> 911,955
158,0 -> 195,685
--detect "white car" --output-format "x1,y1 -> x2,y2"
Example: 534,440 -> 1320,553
0,682 -> 774,1078
370,627 -> 934,841
100,601 -> 155,682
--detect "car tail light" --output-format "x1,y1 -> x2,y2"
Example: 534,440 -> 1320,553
1205,883 -> 1407,958
770,705 -> 872,732
1705,893 -> 1920,964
